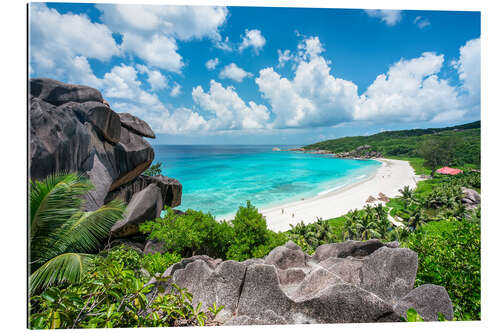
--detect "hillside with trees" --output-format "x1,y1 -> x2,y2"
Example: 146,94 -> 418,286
304,121 -> 480,168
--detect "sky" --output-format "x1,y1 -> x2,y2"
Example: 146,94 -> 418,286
28,2 -> 481,145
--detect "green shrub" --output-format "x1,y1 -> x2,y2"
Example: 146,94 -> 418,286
143,162 -> 163,176
225,201 -> 286,261
140,203 -> 286,261
401,212 -> 481,320
140,208 -> 234,259
141,252 -> 182,276
29,257 -> 210,328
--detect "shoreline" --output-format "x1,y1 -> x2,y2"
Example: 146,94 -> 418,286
218,158 -> 419,232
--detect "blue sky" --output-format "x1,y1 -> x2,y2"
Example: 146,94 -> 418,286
29,3 -> 480,145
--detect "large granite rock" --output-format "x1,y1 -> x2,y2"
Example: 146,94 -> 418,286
105,175 -> 182,208
30,78 -> 103,106
149,240 -> 453,325
29,78 -> 181,235
394,284 -> 454,321
111,184 -> 163,238
119,113 -> 156,139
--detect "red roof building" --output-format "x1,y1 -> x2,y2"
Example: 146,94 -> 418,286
436,166 -> 463,175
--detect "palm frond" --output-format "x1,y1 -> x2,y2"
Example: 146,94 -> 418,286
29,172 -> 94,266
29,252 -> 92,294
65,200 -> 126,253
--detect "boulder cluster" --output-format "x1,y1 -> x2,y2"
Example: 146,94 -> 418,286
29,78 -> 182,239
149,239 -> 454,325
461,187 -> 481,209
334,145 -> 383,159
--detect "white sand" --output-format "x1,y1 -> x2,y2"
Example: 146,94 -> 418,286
218,158 -> 419,232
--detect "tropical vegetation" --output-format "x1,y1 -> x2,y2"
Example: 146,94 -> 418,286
29,172 -> 126,293
304,120 -> 480,169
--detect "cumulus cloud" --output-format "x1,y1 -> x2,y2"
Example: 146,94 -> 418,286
219,63 -> 253,82
102,64 -> 165,109
256,36 -> 479,128
355,52 -> 463,122
122,33 -> 184,73
170,82 -> 182,97
97,4 -> 228,41
29,3 -> 118,85
452,38 -> 480,106
192,80 -> 270,130
205,58 -> 219,70
256,36 -> 359,128
136,64 -> 168,91
364,9 -> 403,26
238,29 -> 266,54
96,4 -> 228,73
414,16 -> 431,29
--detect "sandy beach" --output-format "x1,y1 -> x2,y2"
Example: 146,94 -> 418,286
219,158 -> 420,232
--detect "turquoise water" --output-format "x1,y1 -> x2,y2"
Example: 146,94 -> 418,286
153,145 -> 381,217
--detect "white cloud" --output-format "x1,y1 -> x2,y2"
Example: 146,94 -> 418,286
452,38 -> 480,106
238,29 -> 266,54
414,16 -> 431,29
136,64 -> 168,91
170,82 -> 182,97
256,36 -> 359,128
122,33 -> 183,73
97,4 -> 228,41
192,80 -> 270,130
298,36 -> 325,59
215,36 -> 233,51
355,52 -> 463,122
29,3 -> 119,84
96,4 -> 228,73
102,64 -> 165,109
365,9 -> 403,26
205,58 -> 219,70
219,63 -> 253,82
67,56 -> 103,88
277,49 -> 293,68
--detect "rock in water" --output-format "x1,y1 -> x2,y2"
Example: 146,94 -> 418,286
148,240 -> 453,325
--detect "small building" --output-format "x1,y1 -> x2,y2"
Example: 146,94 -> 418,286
436,166 -> 463,175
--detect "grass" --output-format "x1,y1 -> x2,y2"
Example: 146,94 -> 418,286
327,215 -> 346,239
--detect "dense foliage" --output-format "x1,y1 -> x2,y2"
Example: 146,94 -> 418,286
304,121 -> 480,167
29,246 -> 219,328
29,172 -> 126,293
402,212 -> 481,320
140,201 -> 287,261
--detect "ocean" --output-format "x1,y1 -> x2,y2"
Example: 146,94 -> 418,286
153,145 -> 381,218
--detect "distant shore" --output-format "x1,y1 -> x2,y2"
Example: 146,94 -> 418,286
218,158 -> 420,232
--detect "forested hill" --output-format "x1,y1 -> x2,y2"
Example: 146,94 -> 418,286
303,121 -> 480,165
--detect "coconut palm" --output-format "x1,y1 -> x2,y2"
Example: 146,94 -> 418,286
29,172 -> 126,293
343,209 -> 361,240
356,212 -> 381,240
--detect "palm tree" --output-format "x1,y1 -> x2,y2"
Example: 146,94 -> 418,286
374,204 -> 391,240
29,172 -> 126,293
356,212 -> 381,240
343,209 -> 361,240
